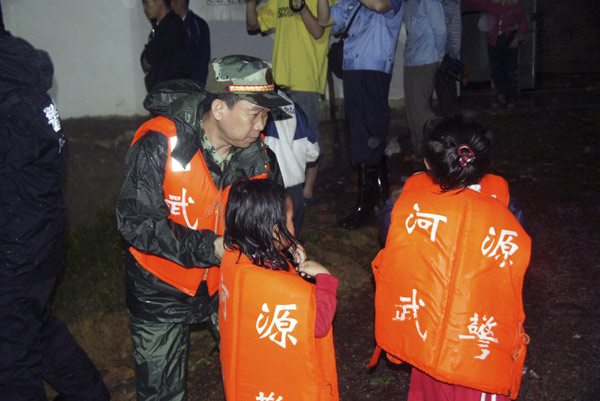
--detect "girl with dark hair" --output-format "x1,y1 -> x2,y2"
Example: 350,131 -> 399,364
421,115 -> 492,192
219,179 -> 339,401
370,116 -> 531,400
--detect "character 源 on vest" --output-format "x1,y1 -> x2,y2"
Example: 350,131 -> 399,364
219,179 -> 339,401
117,55 -> 289,401
370,116 -> 531,400
0,31 -> 110,400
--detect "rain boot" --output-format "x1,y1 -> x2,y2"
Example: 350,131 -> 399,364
375,156 -> 390,215
338,163 -> 379,230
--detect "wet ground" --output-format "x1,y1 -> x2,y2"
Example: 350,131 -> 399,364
56,85 -> 600,400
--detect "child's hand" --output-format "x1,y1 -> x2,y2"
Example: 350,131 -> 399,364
214,236 -> 225,261
290,243 -> 307,266
297,260 -> 330,278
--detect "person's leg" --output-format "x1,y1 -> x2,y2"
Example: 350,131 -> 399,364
435,68 -> 460,116
41,314 -> 110,401
0,279 -> 109,401
287,91 -> 321,201
488,40 -> 507,104
286,184 -> 305,236
338,70 -> 391,229
505,38 -> 521,105
355,70 -> 391,166
405,63 -> 438,152
0,280 -> 53,401
129,313 -> 190,401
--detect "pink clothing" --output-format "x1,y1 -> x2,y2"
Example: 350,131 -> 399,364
462,0 -> 528,46
408,368 -> 512,401
314,274 -> 339,338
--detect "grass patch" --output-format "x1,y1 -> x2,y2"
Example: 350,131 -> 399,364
50,212 -> 128,323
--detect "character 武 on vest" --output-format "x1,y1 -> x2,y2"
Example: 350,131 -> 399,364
128,116 -> 269,297
117,56 -> 287,401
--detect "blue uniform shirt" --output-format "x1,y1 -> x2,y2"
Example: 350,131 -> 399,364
330,0 -> 404,75
403,0 -> 447,66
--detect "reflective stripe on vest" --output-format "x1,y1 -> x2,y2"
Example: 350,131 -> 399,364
128,117 -> 268,297
219,250 -> 339,401
372,173 -> 531,399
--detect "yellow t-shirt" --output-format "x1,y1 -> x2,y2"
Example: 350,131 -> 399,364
258,0 -> 332,94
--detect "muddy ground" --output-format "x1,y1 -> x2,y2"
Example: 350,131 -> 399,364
54,87 -> 600,401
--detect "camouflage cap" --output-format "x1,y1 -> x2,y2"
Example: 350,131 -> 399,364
205,55 -> 289,108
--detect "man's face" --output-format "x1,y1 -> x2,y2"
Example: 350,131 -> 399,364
170,0 -> 186,16
142,0 -> 161,20
217,99 -> 269,149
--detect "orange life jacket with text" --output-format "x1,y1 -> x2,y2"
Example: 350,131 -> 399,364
219,250 -> 339,401
371,173 -> 531,399
128,117 -> 268,297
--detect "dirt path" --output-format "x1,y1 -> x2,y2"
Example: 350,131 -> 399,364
56,98 -> 600,400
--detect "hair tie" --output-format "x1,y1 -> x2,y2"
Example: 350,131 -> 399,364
457,144 -> 475,167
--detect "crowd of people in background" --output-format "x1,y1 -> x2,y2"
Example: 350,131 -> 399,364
1,0 -> 531,400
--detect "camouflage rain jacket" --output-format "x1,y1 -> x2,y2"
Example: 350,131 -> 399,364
117,79 -> 283,323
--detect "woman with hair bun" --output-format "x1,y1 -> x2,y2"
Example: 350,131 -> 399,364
371,116 -> 532,400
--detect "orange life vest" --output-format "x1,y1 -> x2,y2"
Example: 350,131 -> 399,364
128,116 -> 268,297
219,250 -> 339,401
371,173 -> 531,399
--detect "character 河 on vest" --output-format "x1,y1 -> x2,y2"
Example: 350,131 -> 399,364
370,116 -> 531,400
219,179 -> 339,401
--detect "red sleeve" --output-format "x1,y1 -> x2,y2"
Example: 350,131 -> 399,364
314,274 -> 339,338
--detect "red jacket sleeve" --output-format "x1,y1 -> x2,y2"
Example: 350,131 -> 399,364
314,274 -> 339,338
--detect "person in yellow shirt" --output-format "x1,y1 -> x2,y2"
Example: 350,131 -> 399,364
247,0 -> 333,206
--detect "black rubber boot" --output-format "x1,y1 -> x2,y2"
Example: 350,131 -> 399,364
338,163 -> 379,229
375,157 -> 390,215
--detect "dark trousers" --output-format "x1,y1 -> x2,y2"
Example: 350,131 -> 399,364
488,32 -> 520,103
434,70 -> 460,116
0,278 -> 109,401
343,70 -> 392,165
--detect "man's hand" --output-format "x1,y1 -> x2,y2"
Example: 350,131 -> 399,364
509,35 -> 523,49
214,236 -> 225,261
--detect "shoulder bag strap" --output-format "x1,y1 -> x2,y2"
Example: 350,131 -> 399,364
336,2 -> 363,39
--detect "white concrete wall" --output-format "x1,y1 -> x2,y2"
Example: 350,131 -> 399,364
3,0 -> 406,118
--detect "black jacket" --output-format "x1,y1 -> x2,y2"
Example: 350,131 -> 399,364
142,11 -> 188,92
117,80 -> 283,322
0,34 -> 66,286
